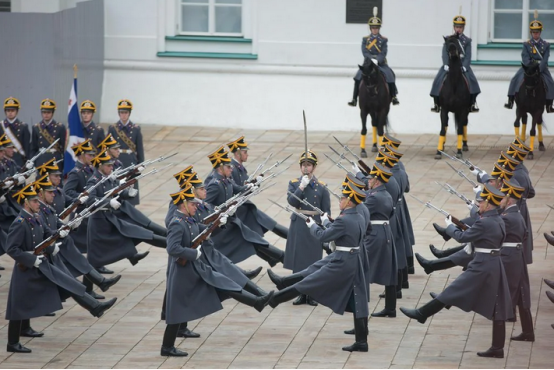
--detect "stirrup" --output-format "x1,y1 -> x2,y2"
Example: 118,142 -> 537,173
347,99 -> 357,107
430,104 -> 440,113
546,105 -> 554,113
392,97 -> 399,105
470,103 -> 479,113
504,100 -> 513,109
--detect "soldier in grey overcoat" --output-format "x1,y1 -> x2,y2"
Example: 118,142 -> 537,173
35,174 -> 121,300
0,140 -> 22,233
504,17 -> 554,112
161,185 -> 273,357
30,99 -> 67,168
80,100 -> 106,148
204,147 -> 285,266
283,150 -> 331,306
267,182 -> 368,352
5,184 -> 116,353
401,184 -> 513,359
107,99 -> 144,205
498,179 -> 534,342
430,14 -> 480,113
1,97 -> 31,167
85,150 -> 165,269
363,163 -> 398,318
227,136 -> 289,239
348,11 -> 399,107
63,140 -> 97,253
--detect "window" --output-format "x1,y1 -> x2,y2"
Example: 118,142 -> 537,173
0,0 -> 10,12
492,0 -> 554,41
179,0 -> 242,36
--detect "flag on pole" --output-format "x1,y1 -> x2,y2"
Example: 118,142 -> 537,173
64,76 -> 84,175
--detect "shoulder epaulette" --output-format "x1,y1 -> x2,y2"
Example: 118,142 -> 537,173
318,180 -> 326,186
15,216 -> 24,223
291,178 -> 299,183
172,216 -> 183,223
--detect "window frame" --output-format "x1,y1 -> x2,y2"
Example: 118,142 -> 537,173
177,0 -> 243,37
490,0 -> 554,42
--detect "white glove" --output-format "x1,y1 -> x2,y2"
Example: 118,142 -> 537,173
219,215 -> 228,226
128,187 -> 138,197
3,180 -> 13,188
470,168 -> 482,176
195,248 -> 202,260
78,195 -> 89,204
352,163 -> 361,174
34,255 -> 45,268
136,165 -> 145,173
321,212 -> 330,224
443,65 -> 449,72
52,242 -> 61,256
371,58 -> 378,65
463,243 -> 473,255
462,66 -> 467,72
0,195 -> 5,203
466,201 -> 475,211
472,185 -> 482,195
255,175 -> 263,185
25,161 -> 34,170
71,218 -> 82,229
110,198 -> 121,210
306,217 -> 317,228
444,215 -> 453,227
108,173 -> 118,181
300,175 -> 310,189
119,179 -> 126,185
17,175 -> 26,185
59,229 -> 69,238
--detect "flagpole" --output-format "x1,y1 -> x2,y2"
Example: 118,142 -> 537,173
73,64 -> 77,78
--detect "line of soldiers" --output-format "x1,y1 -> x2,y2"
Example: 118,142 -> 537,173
1,97 -> 144,205
401,137 -> 546,358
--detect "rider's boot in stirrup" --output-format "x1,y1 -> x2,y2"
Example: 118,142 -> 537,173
546,100 -> 554,113
431,97 -> 440,113
504,96 -> 514,109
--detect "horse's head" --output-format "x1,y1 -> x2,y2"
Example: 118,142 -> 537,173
522,62 -> 540,91
359,59 -> 379,95
443,34 -> 463,63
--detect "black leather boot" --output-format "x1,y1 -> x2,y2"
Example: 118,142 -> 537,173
271,224 -> 289,239
389,83 -> 399,105
429,292 -> 452,309
239,266 -> 263,280
401,267 -> 409,289
7,320 -> 31,353
433,223 -> 451,241
431,97 -> 440,113
161,323 -> 188,357
293,294 -> 308,305
547,100 -> 554,113
372,285 -> 397,318
342,317 -> 368,352
242,280 -> 267,297
407,256 -> 415,274
469,94 -> 479,112
415,253 -> 456,275
85,268 -> 122,292
511,305 -> 535,341
269,286 -> 301,308
504,96 -> 514,109
306,296 -> 318,307
20,319 -> 44,338
224,289 -> 274,312
147,234 -> 167,249
254,245 -> 284,267
146,221 -> 168,236
83,276 -> 105,300
72,293 -> 117,318
96,266 -> 114,274
477,320 -> 505,358
429,244 -> 465,258
348,80 -> 359,107
128,251 -> 150,266
400,299 -> 445,324
176,323 -> 200,338
267,269 -> 304,290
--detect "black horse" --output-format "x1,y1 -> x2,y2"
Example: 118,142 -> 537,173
435,34 -> 471,160
514,63 -> 546,160
358,58 -> 391,158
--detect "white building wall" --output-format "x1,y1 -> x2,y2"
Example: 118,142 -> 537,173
95,0 -> 539,135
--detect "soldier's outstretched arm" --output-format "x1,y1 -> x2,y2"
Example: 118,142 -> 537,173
445,217 -> 486,243
309,216 -> 345,243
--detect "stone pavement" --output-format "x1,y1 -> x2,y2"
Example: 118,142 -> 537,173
0,125 -> 553,369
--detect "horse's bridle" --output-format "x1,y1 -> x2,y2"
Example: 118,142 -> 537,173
362,70 -> 378,96
523,68 -> 540,97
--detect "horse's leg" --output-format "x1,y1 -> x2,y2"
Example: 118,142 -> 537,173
435,110 -> 449,159
462,124 -> 469,151
371,125 -> 378,152
514,107 -> 521,138
455,112 -> 465,159
537,116 -> 545,151
370,112 -> 379,152
376,111 -> 386,149
521,113 -> 528,141
528,115 -> 537,160
360,110 -> 368,158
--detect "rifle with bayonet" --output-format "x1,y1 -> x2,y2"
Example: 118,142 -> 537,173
58,172 -> 116,219
444,162 -> 479,187
260,153 -> 292,176
333,136 -> 372,174
245,152 -> 273,183
439,150 -> 483,173
105,164 -> 173,198
409,194 -> 469,230
328,145 -> 358,169
287,191 -> 334,222
115,152 -> 177,181
435,181 -> 473,206
24,138 -> 60,169
177,200 -> 245,266
324,152 -> 352,174
319,182 -> 341,200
